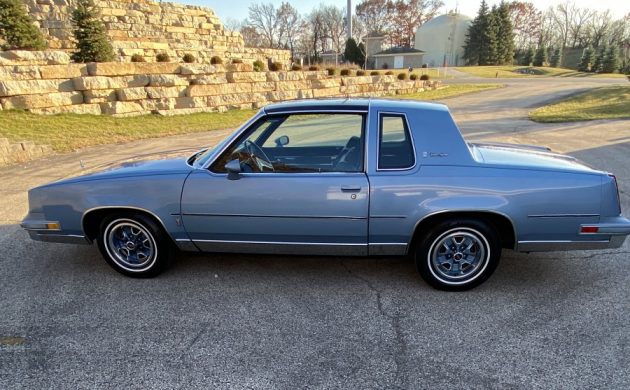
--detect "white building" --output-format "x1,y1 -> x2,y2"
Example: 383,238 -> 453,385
415,13 -> 472,67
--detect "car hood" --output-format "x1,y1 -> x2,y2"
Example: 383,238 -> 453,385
469,142 -> 599,173
44,157 -> 194,187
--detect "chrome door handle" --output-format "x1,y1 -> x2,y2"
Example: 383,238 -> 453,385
341,186 -> 361,192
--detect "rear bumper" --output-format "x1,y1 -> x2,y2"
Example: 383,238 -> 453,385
517,216 -> 630,252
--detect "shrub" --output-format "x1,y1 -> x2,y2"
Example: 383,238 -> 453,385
130,54 -> 145,62
308,65 -> 319,71
385,71 -> 394,75
382,63 -> 389,69
326,67 -> 336,76
370,71 -> 379,76
421,64 -> 428,68
210,56 -> 223,65
156,53 -> 170,62
182,53 -> 195,63
340,69 -> 351,76
397,73 -> 407,80
344,37 -> 365,66
420,74 -> 430,80
356,70 -> 366,76
409,74 -> 418,80
231,58 -> 243,64
253,59 -> 265,72
0,0 -> 47,50
291,64 -> 302,71
70,0 -> 115,63
269,61 -> 283,71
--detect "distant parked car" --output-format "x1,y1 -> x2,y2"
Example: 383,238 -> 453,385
22,99 -> 630,290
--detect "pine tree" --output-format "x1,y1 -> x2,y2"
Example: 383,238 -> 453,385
550,48 -> 562,67
71,0 -> 114,63
463,0 -> 488,65
533,46 -> 546,66
0,0 -> 46,50
577,46 -> 594,72
479,5 -> 499,65
522,47 -> 534,66
495,1 -> 515,65
343,37 -> 365,66
592,44 -> 607,73
602,45 -> 620,74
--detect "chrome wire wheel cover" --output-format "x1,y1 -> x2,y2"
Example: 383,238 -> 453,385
104,219 -> 157,272
428,227 -> 490,285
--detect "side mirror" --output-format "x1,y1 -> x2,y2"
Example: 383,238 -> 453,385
225,159 -> 241,180
274,135 -> 289,147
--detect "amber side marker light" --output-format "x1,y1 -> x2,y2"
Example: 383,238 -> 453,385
580,226 -> 599,234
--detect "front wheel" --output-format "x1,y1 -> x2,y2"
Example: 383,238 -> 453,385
415,219 -> 501,291
96,213 -> 172,278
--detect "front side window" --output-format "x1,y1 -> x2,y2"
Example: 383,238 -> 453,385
378,114 -> 415,170
211,113 -> 365,173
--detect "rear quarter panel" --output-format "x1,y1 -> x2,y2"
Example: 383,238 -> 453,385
368,165 -> 603,247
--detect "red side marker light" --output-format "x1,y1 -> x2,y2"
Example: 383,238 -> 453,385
580,226 -> 599,233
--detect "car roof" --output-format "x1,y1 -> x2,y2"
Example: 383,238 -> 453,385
262,98 -> 448,114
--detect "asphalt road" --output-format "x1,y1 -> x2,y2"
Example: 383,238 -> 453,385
1,78 -> 629,389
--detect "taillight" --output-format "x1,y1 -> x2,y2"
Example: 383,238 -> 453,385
609,174 -> 622,214
580,226 -> 599,234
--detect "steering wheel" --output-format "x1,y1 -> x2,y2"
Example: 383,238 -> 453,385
244,140 -> 274,172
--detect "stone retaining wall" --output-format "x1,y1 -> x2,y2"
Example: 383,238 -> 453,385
21,0 -> 291,65
0,54 -> 441,117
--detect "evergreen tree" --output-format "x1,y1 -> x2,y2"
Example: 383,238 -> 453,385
602,45 -> 620,74
533,46 -> 546,66
463,0 -> 488,66
479,5 -> 499,65
343,37 -> 365,66
522,47 -> 534,66
71,0 -> 114,63
577,46 -> 594,72
550,48 -> 562,67
592,44 -> 607,73
0,0 -> 46,50
495,1 -> 515,65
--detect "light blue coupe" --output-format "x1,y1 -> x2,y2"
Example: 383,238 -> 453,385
21,99 -> 630,290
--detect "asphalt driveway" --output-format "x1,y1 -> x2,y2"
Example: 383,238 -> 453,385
1,78 -> 629,389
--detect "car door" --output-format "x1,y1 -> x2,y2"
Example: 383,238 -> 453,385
180,112 -> 370,255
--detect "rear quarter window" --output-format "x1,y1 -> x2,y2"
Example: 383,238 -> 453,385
378,114 -> 415,170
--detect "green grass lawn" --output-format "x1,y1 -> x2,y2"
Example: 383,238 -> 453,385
529,86 -> 630,122
454,65 -> 627,79
399,83 -> 503,100
0,83 -> 502,153
0,109 -> 255,152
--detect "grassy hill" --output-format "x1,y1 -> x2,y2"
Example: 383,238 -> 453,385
454,66 -> 627,79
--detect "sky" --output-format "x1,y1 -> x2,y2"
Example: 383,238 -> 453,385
177,0 -> 629,22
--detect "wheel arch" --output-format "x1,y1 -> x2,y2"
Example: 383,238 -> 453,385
408,210 -> 517,253
82,206 -> 173,244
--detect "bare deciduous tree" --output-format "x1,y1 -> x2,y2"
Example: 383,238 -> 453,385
246,3 -> 278,48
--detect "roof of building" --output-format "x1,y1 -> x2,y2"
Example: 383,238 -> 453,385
373,47 -> 425,56
365,31 -> 387,38
417,13 -> 473,31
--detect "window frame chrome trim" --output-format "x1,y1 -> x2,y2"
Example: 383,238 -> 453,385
375,111 -> 417,172
201,108 -> 369,171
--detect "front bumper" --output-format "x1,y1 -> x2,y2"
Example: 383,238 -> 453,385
517,216 -> 630,252
21,220 -> 90,245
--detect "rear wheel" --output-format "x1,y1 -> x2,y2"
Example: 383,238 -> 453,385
96,213 -> 172,278
415,219 -> 501,291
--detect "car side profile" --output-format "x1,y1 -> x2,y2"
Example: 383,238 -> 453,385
21,98 -> 630,290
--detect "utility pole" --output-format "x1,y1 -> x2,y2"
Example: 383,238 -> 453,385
347,0 -> 352,41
